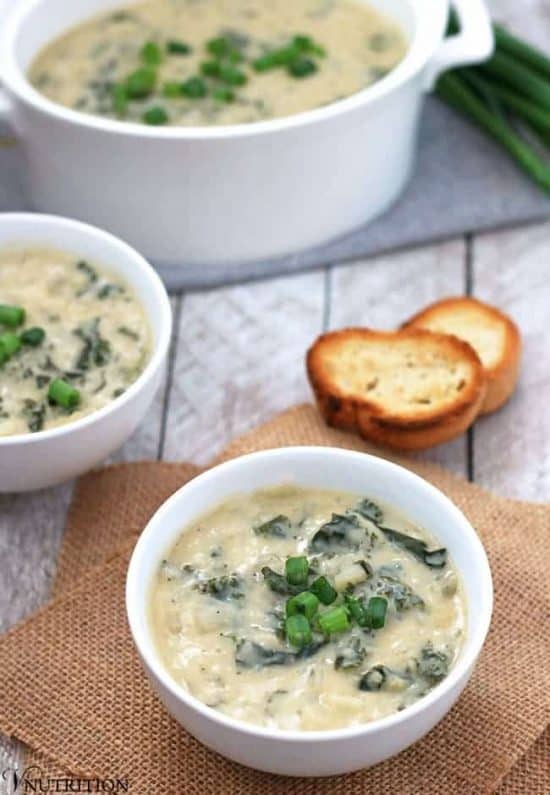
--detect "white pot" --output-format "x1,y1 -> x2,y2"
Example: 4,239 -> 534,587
0,0 -> 493,267
127,447 -> 493,776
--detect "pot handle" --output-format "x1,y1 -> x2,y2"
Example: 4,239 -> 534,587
423,0 -> 494,91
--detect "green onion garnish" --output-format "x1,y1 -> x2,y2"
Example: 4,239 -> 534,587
309,576 -> 337,605
0,332 -> 21,364
288,57 -> 317,79
48,378 -> 81,410
285,555 -> 309,586
0,304 -> 25,327
317,605 -> 350,635
166,40 -> 191,55
212,86 -> 235,103
206,36 -> 237,59
286,591 -> 319,620
200,60 -> 221,78
292,35 -> 326,58
142,106 -> 169,125
20,327 -> 45,347
181,77 -> 208,99
365,596 -> 387,629
285,614 -> 312,648
125,67 -> 157,99
218,66 -> 248,86
162,81 -> 183,98
112,84 -> 129,117
344,595 -> 368,627
140,41 -> 163,66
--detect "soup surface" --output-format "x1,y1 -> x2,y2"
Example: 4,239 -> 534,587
0,248 -> 151,436
150,485 -> 466,731
29,0 -> 407,127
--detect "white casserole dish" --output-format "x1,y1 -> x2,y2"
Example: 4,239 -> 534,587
127,446 -> 493,776
0,213 -> 172,492
0,0 -> 492,268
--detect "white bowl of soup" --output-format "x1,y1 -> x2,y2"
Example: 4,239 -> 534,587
127,446 -> 492,776
0,0 -> 492,267
0,213 -> 172,492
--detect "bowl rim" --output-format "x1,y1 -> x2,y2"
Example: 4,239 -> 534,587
0,212 -> 172,447
0,0 -> 448,140
126,445 -> 493,743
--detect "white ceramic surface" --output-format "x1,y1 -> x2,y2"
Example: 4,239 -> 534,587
0,213 -> 172,492
0,0 -> 493,267
127,446 -> 493,777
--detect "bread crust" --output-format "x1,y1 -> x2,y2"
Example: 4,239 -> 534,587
402,297 -> 521,414
306,327 -> 486,450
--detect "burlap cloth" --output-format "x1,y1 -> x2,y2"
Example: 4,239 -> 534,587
0,405 -> 549,793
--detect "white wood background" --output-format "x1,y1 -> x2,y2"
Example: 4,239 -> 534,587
1,0 -> 549,782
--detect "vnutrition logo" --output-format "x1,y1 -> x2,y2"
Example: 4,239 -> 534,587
1,767 -> 130,793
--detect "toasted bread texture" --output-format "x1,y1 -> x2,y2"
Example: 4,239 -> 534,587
402,297 -> 521,414
306,327 -> 486,450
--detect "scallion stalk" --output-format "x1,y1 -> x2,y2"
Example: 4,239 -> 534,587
436,72 -> 550,193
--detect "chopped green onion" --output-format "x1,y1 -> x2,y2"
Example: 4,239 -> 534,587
181,77 -> 208,99
48,378 -> 81,410
212,86 -> 235,103
285,614 -> 312,648
200,60 -> 222,78
292,35 -> 326,58
125,67 -> 157,99
288,57 -> 317,78
162,81 -> 183,98
344,595 -> 368,627
218,66 -> 247,86
318,605 -> 350,635
112,84 -> 129,117
142,106 -> 169,125
285,556 -> 309,586
140,41 -> 162,66
286,591 -> 319,620
166,39 -> 191,55
0,332 -> 21,364
309,576 -> 337,605
364,596 -> 387,629
206,36 -> 238,59
0,304 -> 25,327
20,327 -> 45,347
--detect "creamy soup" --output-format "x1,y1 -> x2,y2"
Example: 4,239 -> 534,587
29,0 -> 407,127
151,486 -> 466,731
0,248 -> 150,436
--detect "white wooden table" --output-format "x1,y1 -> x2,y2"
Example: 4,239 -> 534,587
1,0 -> 549,781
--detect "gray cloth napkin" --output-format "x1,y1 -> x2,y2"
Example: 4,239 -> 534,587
2,97 -> 549,291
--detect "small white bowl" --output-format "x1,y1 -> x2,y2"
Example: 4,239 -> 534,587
0,212 -> 172,492
127,446 -> 492,777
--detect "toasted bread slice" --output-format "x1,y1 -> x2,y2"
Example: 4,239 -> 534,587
402,297 -> 521,414
306,327 -> 486,450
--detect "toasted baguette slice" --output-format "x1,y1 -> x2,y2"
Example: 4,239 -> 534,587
306,327 -> 486,450
402,297 -> 521,414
